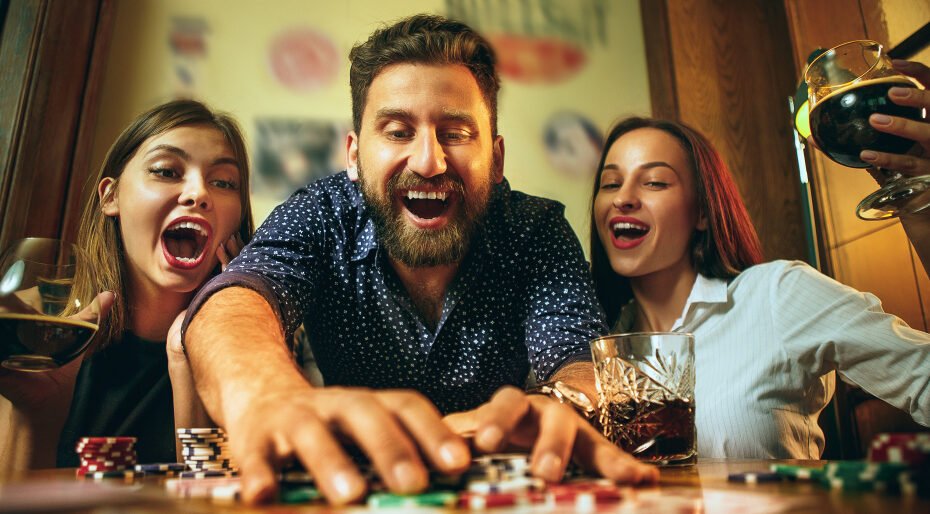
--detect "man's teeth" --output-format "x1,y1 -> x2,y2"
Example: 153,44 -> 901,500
612,222 -> 648,231
405,190 -> 449,201
168,221 -> 207,236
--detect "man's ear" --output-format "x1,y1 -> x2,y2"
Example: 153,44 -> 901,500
345,131 -> 360,182
99,178 -> 119,216
492,135 -> 505,184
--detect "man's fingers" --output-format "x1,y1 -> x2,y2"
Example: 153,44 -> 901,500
288,416 -> 367,505
527,397 -> 576,482
572,423 -> 659,484
327,391 -> 429,494
236,435 -> 281,505
378,390 -> 471,473
473,386 -> 531,453
860,149 -> 930,175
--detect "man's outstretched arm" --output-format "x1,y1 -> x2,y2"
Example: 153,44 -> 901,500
183,286 -> 470,505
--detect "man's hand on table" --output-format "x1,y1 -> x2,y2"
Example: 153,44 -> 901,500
229,386 -> 471,505
443,385 -> 659,484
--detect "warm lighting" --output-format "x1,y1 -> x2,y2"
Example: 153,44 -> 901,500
793,48 -> 827,139
793,81 -> 811,139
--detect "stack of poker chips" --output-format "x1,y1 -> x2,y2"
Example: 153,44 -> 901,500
176,428 -> 238,478
75,436 -> 140,479
758,432 -> 930,495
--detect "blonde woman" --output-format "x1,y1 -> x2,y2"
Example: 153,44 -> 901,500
0,100 -> 253,470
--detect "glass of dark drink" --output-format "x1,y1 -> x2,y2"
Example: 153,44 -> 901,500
805,39 -> 929,220
0,238 -> 98,371
590,332 -> 696,466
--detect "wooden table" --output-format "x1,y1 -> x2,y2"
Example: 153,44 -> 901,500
1,459 -> 927,513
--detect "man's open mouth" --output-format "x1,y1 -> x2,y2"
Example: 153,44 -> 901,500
402,190 -> 451,220
162,219 -> 210,267
612,221 -> 650,240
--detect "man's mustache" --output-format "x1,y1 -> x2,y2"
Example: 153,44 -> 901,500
389,171 -> 466,195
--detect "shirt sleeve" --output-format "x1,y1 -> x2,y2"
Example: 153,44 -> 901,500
771,260 -> 930,426
522,204 -> 608,381
181,188 -> 327,343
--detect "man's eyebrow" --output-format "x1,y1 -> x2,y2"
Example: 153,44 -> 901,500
374,108 -> 414,122
439,109 -> 478,126
372,108 -> 479,127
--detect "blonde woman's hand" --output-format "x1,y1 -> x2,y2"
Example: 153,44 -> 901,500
216,233 -> 245,271
0,291 -> 114,409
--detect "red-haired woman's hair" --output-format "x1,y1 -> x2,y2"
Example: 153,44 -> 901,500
589,117 -> 763,326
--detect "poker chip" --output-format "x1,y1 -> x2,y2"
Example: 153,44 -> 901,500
367,491 -> 458,508
869,433 -> 930,466
135,463 -> 187,473
728,471 -> 785,484
74,436 -> 138,477
279,485 -> 323,504
177,428 -> 225,435
76,469 -> 144,480
177,427 -> 237,476
179,470 -> 239,479
769,463 -> 824,480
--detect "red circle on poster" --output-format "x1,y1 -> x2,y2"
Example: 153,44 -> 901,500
488,34 -> 587,84
269,27 -> 340,92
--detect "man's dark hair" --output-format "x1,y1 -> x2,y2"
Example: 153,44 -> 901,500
348,14 -> 500,135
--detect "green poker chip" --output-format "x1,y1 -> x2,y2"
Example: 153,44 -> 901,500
366,491 -> 458,508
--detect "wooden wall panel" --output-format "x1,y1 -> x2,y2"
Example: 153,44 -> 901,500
660,0 -> 807,262
0,0 -> 108,249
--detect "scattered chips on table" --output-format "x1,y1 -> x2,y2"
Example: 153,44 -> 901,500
754,432 -> 930,498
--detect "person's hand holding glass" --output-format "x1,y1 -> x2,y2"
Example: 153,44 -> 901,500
806,40 -> 929,220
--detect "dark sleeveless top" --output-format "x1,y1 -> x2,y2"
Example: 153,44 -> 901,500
56,333 -> 175,466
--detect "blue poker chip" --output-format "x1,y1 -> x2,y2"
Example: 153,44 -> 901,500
179,470 -> 238,479
135,463 -> 187,473
728,471 -> 785,484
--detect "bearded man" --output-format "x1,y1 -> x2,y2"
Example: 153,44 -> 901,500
180,14 -> 656,506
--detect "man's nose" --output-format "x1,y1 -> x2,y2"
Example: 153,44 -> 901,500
408,132 -> 447,178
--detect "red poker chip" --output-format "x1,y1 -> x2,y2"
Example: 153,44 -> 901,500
77,437 -> 136,445
458,492 -> 520,508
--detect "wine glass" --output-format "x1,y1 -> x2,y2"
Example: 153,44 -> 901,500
0,238 -> 98,371
805,39 -> 930,220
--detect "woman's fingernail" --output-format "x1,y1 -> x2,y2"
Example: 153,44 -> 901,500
889,87 -> 912,99
439,440 -> 469,468
861,150 -> 878,162
535,452 -> 563,481
871,114 -> 892,126
476,426 -> 503,450
892,59 -> 911,69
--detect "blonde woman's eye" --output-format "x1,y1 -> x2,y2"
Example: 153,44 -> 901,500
149,168 -> 177,178
212,179 -> 239,190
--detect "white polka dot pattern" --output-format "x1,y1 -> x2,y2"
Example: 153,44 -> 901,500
190,172 -> 607,414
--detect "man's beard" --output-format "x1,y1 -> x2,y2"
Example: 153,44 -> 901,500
358,163 -> 493,267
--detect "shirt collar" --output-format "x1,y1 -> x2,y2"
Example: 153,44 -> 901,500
671,273 -> 728,331
616,273 -> 729,332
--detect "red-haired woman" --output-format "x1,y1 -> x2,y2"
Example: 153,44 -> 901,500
589,116 -> 930,459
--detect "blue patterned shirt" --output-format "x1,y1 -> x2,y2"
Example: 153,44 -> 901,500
186,172 -> 607,414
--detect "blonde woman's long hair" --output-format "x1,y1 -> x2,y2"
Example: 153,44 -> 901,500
67,100 -> 254,345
